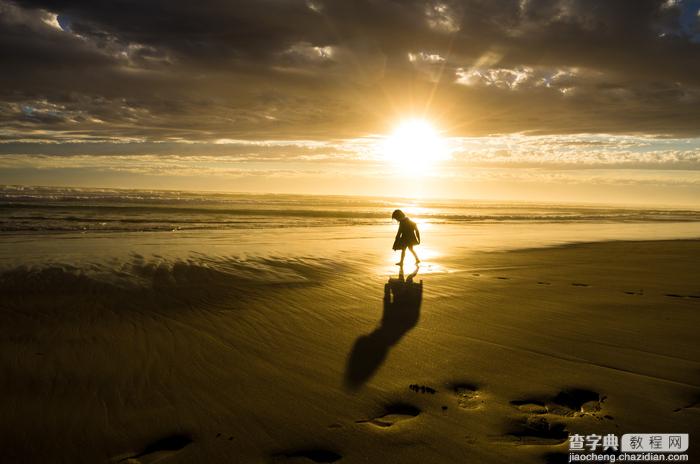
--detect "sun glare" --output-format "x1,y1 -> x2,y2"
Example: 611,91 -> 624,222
382,118 -> 449,174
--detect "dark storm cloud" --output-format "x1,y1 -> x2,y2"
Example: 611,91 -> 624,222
2,0 -> 700,140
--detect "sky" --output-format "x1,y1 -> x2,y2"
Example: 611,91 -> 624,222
1,0 -> 699,205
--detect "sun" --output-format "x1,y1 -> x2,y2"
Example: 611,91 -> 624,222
382,118 -> 449,174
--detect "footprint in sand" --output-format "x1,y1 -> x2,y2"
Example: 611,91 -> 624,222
453,383 -> 484,410
510,388 -> 608,419
537,281 -> 551,285
571,282 -> 590,287
116,433 -> 192,463
507,415 -> 569,445
356,403 -> 421,428
510,399 -> 548,415
505,389 -> 610,446
624,290 -> 644,295
496,276 -> 509,280
272,449 -> 342,463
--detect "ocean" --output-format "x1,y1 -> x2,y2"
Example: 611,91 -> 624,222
1,184 -> 699,298
2,185 -> 699,233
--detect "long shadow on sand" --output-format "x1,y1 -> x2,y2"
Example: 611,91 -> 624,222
344,266 -> 423,390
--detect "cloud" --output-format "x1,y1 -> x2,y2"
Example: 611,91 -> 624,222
0,0 -> 700,143
1,134 -> 698,175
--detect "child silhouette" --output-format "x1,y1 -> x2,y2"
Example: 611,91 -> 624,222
391,209 -> 421,266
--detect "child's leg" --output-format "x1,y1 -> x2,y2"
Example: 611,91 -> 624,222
397,248 -> 406,265
409,245 -> 420,263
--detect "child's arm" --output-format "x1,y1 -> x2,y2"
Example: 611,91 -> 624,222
415,225 -> 421,244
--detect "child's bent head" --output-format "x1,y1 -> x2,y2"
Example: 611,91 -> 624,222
392,209 -> 406,221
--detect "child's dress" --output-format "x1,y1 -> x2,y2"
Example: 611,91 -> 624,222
393,218 -> 420,250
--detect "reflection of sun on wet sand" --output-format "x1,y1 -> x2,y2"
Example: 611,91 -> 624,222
1,234 -> 699,463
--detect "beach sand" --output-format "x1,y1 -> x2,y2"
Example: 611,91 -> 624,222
1,237 -> 699,463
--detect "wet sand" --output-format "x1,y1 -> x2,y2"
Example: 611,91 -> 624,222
1,238 -> 699,463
